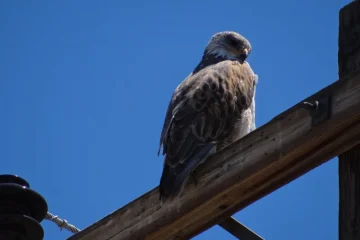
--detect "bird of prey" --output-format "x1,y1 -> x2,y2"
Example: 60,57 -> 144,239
158,31 -> 258,202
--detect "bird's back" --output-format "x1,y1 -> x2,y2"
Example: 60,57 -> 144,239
158,59 -> 257,201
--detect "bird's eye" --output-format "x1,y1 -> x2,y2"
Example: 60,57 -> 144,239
227,36 -> 239,47
230,39 -> 238,46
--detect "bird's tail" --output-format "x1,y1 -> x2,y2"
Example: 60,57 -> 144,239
159,143 -> 216,202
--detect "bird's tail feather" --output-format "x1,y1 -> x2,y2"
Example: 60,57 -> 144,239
159,143 -> 216,201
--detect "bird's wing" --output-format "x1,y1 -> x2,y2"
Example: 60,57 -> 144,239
158,60 -> 256,199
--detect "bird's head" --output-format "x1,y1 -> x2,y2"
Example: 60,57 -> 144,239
204,31 -> 251,63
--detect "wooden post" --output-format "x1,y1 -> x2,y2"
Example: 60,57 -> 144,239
338,1 -> 360,240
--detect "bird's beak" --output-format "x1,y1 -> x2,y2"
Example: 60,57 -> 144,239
243,48 -> 249,56
238,49 -> 249,63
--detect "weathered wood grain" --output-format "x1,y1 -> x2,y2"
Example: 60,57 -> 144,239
338,1 -> 360,240
67,71 -> 360,240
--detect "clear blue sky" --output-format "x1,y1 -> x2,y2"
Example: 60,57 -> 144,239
0,0 -> 352,239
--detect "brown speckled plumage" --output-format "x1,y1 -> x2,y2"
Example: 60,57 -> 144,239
158,31 -> 258,201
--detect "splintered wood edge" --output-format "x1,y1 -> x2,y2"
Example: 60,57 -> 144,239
68,74 -> 360,240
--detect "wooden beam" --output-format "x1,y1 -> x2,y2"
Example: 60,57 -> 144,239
218,217 -> 263,240
67,72 -> 360,240
338,1 -> 360,240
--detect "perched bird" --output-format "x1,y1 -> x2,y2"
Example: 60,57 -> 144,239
158,31 -> 258,202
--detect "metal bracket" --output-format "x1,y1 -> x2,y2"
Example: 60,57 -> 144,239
303,95 -> 332,126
